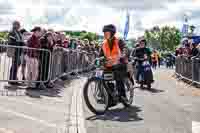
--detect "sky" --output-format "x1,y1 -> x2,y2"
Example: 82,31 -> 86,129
0,0 -> 200,38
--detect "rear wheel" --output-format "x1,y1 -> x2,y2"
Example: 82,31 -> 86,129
122,78 -> 134,107
83,77 -> 110,115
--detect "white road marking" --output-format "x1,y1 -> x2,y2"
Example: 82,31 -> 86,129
69,86 -> 78,133
0,97 -> 65,113
69,79 -> 87,133
192,121 -> 200,133
42,96 -> 65,103
0,128 -> 14,133
77,81 -> 87,133
0,106 -> 58,128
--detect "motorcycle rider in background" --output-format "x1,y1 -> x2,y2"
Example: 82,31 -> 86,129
133,38 -> 153,83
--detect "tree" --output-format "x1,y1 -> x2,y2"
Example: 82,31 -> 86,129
0,32 -> 8,41
159,26 -> 181,51
64,31 -> 98,41
144,26 -> 181,51
128,38 -> 137,48
80,32 -> 98,42
144,27 -> 160,50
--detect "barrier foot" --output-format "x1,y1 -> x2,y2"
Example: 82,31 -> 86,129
172,73 -> 177,78
177,76 -> 183,81
185,82 -> 193,89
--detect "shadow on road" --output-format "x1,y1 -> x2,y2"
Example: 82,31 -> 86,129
86,106 -> 143,122
142,87 -> 164,93
1,74 -> 81,98
25,79 -> 71,98
0,85 -> 26,96
25,88 -> 63,98
25,75 -> 82,98
4,85 -> 26,90
134,86 -> 164,93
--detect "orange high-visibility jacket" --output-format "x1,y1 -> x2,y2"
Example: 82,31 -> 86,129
102,38 -> 121,68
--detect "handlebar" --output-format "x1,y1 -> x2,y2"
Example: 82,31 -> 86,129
95,55 -> 125,63
91,54 -> 141,67
130,56 -> 146,61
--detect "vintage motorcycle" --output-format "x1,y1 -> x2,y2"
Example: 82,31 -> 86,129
83,57 -> 134,115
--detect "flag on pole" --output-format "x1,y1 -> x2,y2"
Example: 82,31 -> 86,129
181,14 -> 189,37
123,11 -> 130,40
181,24 -> 189,36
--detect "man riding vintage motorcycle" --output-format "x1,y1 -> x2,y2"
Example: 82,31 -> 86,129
99,24 -> 130,103
83,24 -> 135,114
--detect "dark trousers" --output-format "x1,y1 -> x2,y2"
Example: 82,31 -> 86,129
136,64 -> 144,81
36,53 -> 50,87
116,79 -> 126,97
9,53 -> 21,81
41,57 -> 50,82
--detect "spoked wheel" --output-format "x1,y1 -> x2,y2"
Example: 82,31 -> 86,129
83,77 -> 110,115
123,78 -> 134,107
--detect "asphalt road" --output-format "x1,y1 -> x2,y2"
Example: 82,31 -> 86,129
84,68 -> 199,133
0,66 -> 199,133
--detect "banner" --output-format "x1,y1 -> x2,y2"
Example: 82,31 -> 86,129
123,11 -> 130,40
181,24 -> 189,36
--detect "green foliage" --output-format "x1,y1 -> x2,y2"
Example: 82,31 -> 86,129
126,38 -> 137,48
144,26 -> 181,51
64,31 -> 98,41
0,32 -> 8,41
80,32 -> 98,42
0,30 -> 98,42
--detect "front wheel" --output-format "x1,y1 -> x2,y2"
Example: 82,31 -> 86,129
83,77 -> 110,115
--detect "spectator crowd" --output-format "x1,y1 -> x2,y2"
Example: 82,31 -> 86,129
7,21 -> 101,90
174,38 -> 200,84
175,38 -> 200,58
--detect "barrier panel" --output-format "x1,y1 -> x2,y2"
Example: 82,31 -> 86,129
0,44 -> 51,83
192,57 -> 200,83
0,44 -> 98,95
50,47 -> 98,81
175,55 -> 200,85
0,41 -> 8,53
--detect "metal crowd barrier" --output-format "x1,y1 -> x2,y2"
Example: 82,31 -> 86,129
0,41 -> 8,53
0,44 -> 98,93
0,43 -> 98,96
50,46 -> 98,81
0,44 -> 51,83
175,55 -> 200,85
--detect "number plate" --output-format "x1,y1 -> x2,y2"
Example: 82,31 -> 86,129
95,70 -> 103,78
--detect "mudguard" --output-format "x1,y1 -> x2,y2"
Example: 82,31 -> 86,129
136,61 -> 154,84
143,68 -> 154,84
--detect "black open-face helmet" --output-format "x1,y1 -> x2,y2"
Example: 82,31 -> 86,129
135,43 -> 140,48
138,38 -> 147,46
103,24 -> 116,37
